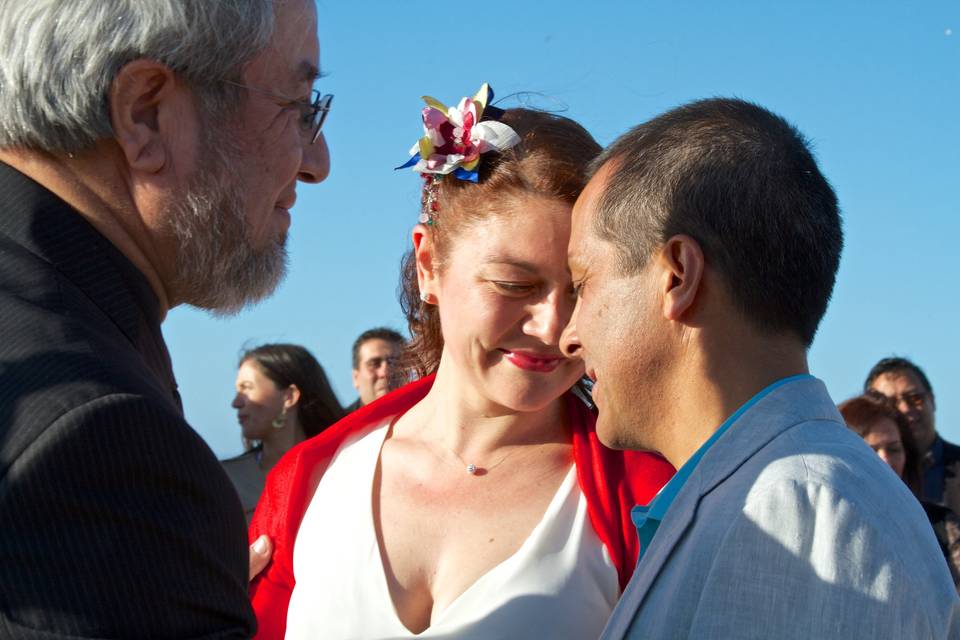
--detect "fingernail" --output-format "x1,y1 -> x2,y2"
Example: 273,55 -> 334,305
252,536 -> 268,554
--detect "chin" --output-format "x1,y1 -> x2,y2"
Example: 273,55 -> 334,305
490,377 -> 574,414
595,412 -> 643,451
595,419 -> 626,450
241,428 -> 263,442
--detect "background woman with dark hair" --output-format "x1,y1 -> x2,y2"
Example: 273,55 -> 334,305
840,393 -> 960,590
223,343 -> 343,523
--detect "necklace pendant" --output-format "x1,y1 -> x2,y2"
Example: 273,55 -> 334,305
466,463 -> 477,475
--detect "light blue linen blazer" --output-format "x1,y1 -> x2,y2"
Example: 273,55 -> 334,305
602,377 -> 960,639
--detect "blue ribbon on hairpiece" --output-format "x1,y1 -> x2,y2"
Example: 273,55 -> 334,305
396,154 -> 420,171
453,167 -> 479,182
394,154 -> 479,182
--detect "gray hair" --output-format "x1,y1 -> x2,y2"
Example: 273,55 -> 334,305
0,0 -> 275,153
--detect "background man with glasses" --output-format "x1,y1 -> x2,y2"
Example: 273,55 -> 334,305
346,327 -> 407,412
866,357 -> 960,514
0,0 -> 329,636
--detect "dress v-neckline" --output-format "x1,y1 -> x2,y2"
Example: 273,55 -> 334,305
366,422 -> 577,636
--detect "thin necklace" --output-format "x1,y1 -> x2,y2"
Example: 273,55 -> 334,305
439,444 -> 526,476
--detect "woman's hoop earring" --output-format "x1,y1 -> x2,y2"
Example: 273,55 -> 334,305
271,406 -> 287,429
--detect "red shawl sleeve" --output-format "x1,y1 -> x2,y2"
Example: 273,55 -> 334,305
568,395 -> 675,592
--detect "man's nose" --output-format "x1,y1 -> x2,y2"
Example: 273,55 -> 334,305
298,132 -> 330,184
231,393 -> 244,409
896,398 -> 914,416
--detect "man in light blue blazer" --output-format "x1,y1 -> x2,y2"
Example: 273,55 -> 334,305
560,98 -> 960,639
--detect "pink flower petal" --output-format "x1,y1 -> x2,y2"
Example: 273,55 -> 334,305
422,107 -> 448,131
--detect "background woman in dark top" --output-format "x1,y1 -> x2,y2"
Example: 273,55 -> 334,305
223,343 -> 343,523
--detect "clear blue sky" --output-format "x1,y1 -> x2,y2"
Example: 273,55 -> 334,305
165,1 -> 960,459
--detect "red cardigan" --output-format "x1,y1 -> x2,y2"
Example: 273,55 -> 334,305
248,374 -> 674,639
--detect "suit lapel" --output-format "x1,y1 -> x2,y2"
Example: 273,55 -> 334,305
600,488 -> 700,638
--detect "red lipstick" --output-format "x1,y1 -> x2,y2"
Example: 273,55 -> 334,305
501,350 -> 565,373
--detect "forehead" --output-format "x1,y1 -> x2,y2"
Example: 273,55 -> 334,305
246,0 -> 320,86
568,164 -> 614,274
237,360 -> 266,381
872,370 -> 924,394
360,339 -> 401,358
447,196 -> 572,269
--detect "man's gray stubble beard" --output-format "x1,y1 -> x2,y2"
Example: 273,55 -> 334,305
164,125 -> 288,316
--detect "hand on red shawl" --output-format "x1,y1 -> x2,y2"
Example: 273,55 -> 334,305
250,535 -> 272,581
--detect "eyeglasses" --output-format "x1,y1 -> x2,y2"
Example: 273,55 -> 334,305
869,388 -> 928,411
224,80 -> 333,144
363,356 -> 401,372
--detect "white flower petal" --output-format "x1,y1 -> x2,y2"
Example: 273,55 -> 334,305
422,153 -> 465,175
447,106 -> 464,128
472,121 -> 521,151
438,154 -> 464,171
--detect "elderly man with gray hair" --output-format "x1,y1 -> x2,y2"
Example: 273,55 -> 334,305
0,1 -> 330,636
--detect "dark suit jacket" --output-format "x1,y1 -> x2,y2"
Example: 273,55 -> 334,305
0,164 -> 255,637
935,436 -> 960,517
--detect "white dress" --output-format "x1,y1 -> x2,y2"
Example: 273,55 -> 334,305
285,421 -> 620,639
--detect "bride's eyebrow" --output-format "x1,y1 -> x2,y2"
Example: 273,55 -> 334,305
482,258 -> 540,273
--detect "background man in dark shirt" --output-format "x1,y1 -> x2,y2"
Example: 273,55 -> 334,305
0,0 -> 329,636
867,356 -> 960,514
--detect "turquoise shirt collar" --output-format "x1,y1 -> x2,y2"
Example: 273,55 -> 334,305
631,374 -> 815,562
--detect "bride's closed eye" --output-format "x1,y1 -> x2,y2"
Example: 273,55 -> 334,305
492,281 -> 536,296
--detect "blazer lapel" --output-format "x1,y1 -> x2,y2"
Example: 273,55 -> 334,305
600,491 -> 700,639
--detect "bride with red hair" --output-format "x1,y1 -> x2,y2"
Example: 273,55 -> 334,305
248,85 -> 673,639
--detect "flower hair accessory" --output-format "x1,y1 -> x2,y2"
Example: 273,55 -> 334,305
396,83 -> 521,184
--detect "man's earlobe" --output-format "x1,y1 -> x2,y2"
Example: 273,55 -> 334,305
661,235 -> 704,322
109,60 -> 178,173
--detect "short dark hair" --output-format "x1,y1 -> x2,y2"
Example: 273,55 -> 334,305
838,393 -> 922,497
240,343 -> 343,439
591,97 -> 843,346
351,327 -> 405,369
864,356 -> 934,398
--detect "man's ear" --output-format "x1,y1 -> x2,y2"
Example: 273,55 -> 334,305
412,224 -> 438,300
658,234 -> 705,322
351,368 -> 361,391
108,59 -> 180,173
